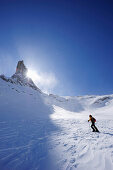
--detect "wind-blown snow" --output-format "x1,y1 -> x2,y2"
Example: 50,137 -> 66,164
0,78 -> 113,170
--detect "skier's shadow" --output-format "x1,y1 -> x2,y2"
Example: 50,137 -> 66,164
103,132 -> 113,136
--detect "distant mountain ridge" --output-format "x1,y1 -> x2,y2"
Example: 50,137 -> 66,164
0,60 -> 113,112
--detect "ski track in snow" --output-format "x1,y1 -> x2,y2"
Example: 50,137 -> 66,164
0,119 -> 59,170
49,106 -> 113,170
0,106 -> 113,170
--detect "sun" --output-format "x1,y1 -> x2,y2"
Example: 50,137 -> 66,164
27,69 -> 38,81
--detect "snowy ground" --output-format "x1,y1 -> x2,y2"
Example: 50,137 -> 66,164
0,78 -> 113,170
50,106 -> 113,170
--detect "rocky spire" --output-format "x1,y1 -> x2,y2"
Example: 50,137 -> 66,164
16,60 -> 28,76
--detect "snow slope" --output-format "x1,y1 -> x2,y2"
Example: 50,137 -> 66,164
0,77 -> 113,170
0,78 -> 58,170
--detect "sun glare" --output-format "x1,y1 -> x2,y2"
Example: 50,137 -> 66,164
26,68 -> 57,93
27,69 -> 38,81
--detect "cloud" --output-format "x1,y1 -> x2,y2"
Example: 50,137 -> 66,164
27,69 -> 58,94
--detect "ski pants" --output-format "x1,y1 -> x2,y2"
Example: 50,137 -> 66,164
91,122 -> 98,132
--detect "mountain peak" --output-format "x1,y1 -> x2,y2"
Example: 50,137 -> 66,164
0,60 -> 41,92
16,60 -> 28,76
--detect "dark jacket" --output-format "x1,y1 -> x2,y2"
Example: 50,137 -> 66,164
88,117 -> 96,123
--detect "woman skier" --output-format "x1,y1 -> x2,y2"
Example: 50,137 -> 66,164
88,115 -> 99,132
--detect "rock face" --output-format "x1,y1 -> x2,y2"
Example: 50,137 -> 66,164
16,60 -> 28,76
0,60 -> 41,92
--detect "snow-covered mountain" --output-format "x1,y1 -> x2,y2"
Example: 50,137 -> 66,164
0,60 -> 41,91
0,61 -> 113,170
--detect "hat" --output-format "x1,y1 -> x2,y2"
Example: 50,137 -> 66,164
89,115 -> 92,117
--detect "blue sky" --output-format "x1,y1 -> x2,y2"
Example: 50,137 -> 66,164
0,0 -> 113,95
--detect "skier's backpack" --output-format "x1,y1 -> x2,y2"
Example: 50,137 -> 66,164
93,117 -> 96,122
